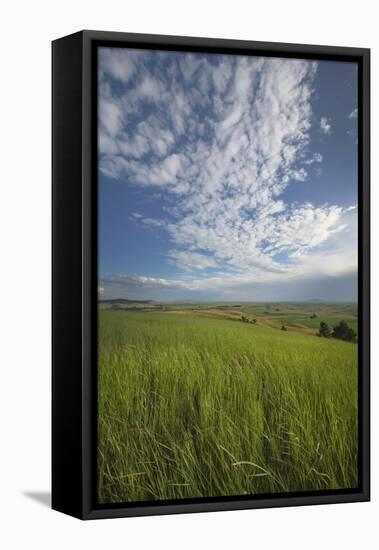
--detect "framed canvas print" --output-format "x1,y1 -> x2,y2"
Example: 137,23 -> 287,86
52,30 -> 370,519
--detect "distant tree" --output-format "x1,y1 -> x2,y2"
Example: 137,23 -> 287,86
332,320 -> 357,342
310,313 -> 317,319
241,316 -> 257,325
281,325 -> 287,331
276,308 -> 280,312
318,321 -> 331,338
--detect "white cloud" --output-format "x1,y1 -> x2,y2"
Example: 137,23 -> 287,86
99,47 -> 139,84
130,275 -> 179,287
138,75 -> 164,101
349,108 -> 358,119
212,59 -> 233,94
98,50 -> 357,298
141,218 -> 167,228
99,155 -> 128,179
305,152 -> 323,165
118,133 -> 150,158
320,116 -> 332,135
168,250 -> 219,271
98,132 -> 119,155
100,208 -> 357,301
99,100 -> 123,138
100,274 -> 187,293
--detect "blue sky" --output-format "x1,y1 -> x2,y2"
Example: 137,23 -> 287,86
98,48 -> 358,302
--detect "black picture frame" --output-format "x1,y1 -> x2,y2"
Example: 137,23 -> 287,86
52,30 -> 370,520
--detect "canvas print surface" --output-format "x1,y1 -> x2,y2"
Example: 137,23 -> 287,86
97,47 -> 358,504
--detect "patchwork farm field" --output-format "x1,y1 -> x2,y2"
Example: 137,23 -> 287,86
97,302 -> 358,504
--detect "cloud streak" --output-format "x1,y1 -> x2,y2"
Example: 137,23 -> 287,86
320,116 -> 332,135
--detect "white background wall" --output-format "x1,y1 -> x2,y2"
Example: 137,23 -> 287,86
0,1 -> 376,548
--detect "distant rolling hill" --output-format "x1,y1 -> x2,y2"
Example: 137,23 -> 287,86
99,298 -> 154,304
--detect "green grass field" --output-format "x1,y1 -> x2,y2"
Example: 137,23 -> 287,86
97,304 -> 358,503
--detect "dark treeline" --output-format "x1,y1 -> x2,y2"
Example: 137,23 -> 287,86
318,320 -> 357,342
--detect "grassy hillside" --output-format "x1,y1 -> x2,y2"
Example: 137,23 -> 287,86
100,300 -> 358,333
98,309 -> 358,503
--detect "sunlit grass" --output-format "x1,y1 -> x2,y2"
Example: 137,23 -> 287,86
97,310 -> 358,503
